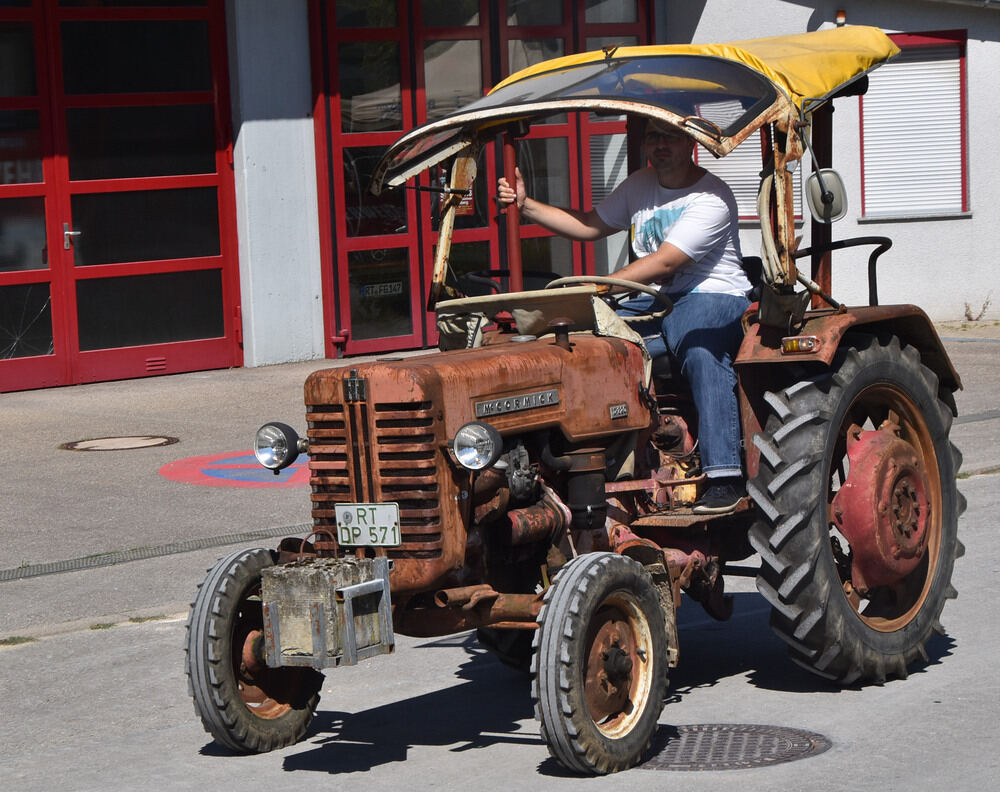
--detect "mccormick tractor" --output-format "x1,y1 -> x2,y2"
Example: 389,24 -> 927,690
185,27 -> 964,774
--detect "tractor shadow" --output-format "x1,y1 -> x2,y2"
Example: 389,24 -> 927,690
669,590 -> 955,696
266,591 -> 955,774
279,633 -> 538,774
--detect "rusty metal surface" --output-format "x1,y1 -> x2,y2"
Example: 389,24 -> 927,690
772,112 -> 804,288
628,498 -> 752,528
584,605 -> 639,725
393,592 -> 543,636
306,334 -> 650,443
609,518 -> 670,568
645,562 -> 680,667
737,369 -> 767,482
507,496 -> 568,546
230,579 -> 308,720
471,467 -> 506,505
302,334 -> 650,597
737,304 -> 962,480
433,583 -> 495,608
304,390 -> 459,595
736,305 -> 961,391
372,98 -> 793,195
501,135 -> 524,293
429,149 -> 480,307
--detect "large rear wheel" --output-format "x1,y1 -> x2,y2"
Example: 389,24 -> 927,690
185,547 -> 323,752
533,552 -> 667,774
749,334 -> 964,683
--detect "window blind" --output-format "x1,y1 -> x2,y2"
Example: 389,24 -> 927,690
862,45 -> 964,216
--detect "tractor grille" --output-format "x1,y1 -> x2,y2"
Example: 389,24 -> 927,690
307,399 -> 445,560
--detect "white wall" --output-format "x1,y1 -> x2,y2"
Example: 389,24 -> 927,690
225,0 -> 326,366
659,0 -> 1000,321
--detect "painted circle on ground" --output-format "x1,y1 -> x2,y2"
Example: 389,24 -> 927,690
159,450 -> 310,488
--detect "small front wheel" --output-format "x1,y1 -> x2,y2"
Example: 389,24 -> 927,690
533,553 -> 668,774
185,547 -> 323,752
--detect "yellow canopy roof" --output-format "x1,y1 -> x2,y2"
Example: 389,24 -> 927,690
491,26 -> 900,112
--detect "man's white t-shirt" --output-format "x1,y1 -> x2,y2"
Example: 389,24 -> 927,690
596,167 -> 750,297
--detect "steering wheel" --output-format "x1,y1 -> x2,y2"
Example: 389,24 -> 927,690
544,275 -> 674,319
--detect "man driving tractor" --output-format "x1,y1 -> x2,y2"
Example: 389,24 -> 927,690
498,118 -> 751,513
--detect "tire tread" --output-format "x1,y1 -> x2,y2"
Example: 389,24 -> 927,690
533,553 -> 668,774
185,547 -> 321,753
749,334 -> 963,684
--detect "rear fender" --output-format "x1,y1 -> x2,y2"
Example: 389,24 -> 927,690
735,305 -> 961,479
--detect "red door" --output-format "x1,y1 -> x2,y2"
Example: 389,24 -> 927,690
311,0 -> 651,358
0,0 -> 240,392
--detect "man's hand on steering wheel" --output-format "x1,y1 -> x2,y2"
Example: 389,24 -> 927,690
544,275 -> 673,318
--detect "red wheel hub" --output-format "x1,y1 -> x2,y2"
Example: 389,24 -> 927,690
831,423 -> 931,592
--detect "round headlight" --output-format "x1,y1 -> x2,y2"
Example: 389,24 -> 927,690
453,421 -> 503,470
254,422 -> 301,471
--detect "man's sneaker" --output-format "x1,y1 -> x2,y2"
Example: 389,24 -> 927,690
692,478 -> 746,515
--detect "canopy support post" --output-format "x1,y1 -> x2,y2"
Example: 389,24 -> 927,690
502,133 -> 524,292
810,104 -> 834,308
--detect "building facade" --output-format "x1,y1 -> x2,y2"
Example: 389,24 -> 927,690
1,0 -> 996,392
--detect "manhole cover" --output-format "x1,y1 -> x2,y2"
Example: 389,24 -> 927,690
60,436 -> 179,451
641,724 -> 832,771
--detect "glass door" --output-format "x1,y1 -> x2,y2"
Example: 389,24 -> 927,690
417,0 -> 496,348
315,0 -> 424,356
0,3 -> 61,388
502,0 -> 649,279
315,0 -> 493,356
311,0 -> 651,358
0,0 -> 240,392
500,0 -> 580,283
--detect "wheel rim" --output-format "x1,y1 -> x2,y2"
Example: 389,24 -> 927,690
231,586 -> 307,720
583,592 -> 656,739
827,384 -> 943,632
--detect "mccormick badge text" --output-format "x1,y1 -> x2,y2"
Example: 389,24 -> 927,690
475,388 -> 559,417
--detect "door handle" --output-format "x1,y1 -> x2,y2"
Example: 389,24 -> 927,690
63,222 -> 81,250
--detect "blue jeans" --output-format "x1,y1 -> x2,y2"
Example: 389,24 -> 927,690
621,290 -> 749,478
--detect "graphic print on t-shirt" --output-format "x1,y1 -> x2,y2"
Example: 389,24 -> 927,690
635,206 -> 685,254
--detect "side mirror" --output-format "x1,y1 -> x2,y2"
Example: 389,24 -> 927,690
805,168 -> 848,223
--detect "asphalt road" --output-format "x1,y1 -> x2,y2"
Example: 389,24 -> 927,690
1,334 -> 998,790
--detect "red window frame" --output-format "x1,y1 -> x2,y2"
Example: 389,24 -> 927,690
312,1 -> 424,357
310,1 -> 653,359
497,1 -> 581,274
0,1 -> 61,388
1,0 -> 240,391
500,0 -> 652,276
54,1 -> 241,385
415,1 -> 496,350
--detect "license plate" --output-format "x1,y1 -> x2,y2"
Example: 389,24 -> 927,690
334,503 -> 401,546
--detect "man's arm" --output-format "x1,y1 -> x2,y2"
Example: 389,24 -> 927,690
498,167 -> 616,242
613,241 -> 692,286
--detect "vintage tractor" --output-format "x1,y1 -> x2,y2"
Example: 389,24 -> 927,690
185,27 -> 964,774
